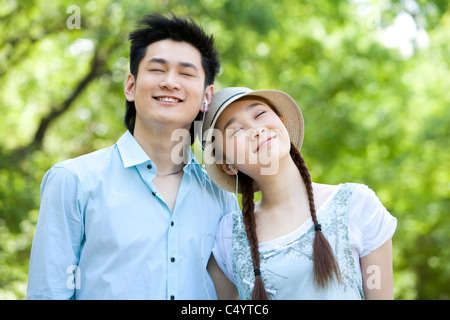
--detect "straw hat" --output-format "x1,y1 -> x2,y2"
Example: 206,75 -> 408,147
201,87 -> 304,193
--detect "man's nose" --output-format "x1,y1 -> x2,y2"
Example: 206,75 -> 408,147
160,70 -> 181,90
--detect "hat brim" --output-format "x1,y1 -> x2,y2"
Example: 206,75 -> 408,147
204,89 -> 304,193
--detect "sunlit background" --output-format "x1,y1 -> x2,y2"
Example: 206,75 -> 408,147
0,0 -> 449,299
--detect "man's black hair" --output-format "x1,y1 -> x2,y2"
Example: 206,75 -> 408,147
124,13 -> 220,136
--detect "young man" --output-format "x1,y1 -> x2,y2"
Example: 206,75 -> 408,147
27,14 -> 239,300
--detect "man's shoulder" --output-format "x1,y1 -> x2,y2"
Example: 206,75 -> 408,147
50,144 -> 119,178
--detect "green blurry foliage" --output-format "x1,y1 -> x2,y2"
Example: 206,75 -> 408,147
0,0 -> 448,299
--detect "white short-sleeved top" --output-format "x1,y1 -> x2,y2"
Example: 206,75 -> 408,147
212,183 -> 397,298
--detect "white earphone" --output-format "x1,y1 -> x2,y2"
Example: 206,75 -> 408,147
228,165 -> 237,174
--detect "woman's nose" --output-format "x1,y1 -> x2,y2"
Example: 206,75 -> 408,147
250,127 -> 265,140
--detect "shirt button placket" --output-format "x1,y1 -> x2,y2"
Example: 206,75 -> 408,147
167,216 -> 178,300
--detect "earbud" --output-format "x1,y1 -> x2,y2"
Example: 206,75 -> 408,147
228,165 -> 237,174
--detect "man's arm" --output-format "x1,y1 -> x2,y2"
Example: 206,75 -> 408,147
27,166 -> 83,300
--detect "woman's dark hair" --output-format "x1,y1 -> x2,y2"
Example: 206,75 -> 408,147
239,145 -> 342,299
124,13 -> 220,137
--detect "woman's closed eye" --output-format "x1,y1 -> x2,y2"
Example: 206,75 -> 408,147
255,111 -> 266,118
230,127 -> 243,137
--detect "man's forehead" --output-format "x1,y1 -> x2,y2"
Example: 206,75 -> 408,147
144,39 -> 203,68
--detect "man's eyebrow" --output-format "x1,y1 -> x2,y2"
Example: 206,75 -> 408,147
223,103 -> 262,131
146,58 -> 198,71
179,61 -> 199,70
146,57 -> 168,65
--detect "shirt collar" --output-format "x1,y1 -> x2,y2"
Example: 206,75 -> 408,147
116,131 -> 151,168
117,131 -> 201,170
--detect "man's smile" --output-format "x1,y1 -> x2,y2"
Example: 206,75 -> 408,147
153,96 -> 183,103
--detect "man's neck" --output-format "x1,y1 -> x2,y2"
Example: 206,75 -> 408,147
133,121 -> 190,174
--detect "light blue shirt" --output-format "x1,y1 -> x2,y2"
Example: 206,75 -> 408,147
27,131 -> 239,300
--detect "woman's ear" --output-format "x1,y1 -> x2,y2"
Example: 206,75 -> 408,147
217,163 -> 238,176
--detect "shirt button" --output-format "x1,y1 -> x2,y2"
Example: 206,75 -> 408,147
171,221 -> 174,227
170,295 -> 175,300
170,257 -> 175,263
147,164 -> 152,169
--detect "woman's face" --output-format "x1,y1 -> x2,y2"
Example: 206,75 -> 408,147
214,97 -> 291,177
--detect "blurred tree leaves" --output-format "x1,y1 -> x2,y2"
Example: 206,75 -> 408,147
0,0 -> 449,299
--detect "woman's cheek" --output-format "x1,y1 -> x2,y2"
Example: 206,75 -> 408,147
225,135 -> 248,166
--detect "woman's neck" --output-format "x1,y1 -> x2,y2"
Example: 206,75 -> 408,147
249,156 -> 313,243
253,156 -> 308,213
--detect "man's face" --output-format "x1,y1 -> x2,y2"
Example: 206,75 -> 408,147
125,39 -> 211,133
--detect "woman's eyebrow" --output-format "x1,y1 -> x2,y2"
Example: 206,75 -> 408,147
223,103 -> 263,131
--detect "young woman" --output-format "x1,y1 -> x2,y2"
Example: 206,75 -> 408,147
203,87 -> 397,300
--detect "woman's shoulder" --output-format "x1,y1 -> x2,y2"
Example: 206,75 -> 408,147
313,182 -> 369,200
313,182 -> 377,215
313,181 -> 390,222
312,182 -> 342,209
312,182 -> 340,191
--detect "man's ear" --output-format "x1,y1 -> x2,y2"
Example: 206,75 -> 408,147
200,85 -> 214,112
216,163 -> 238,176
124,73 -> 135,102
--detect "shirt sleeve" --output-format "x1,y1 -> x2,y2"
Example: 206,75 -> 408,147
348,184 -> 397,258
212,212 -> 235,284
224,192 -> 240,217
27,165 -> 84,300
